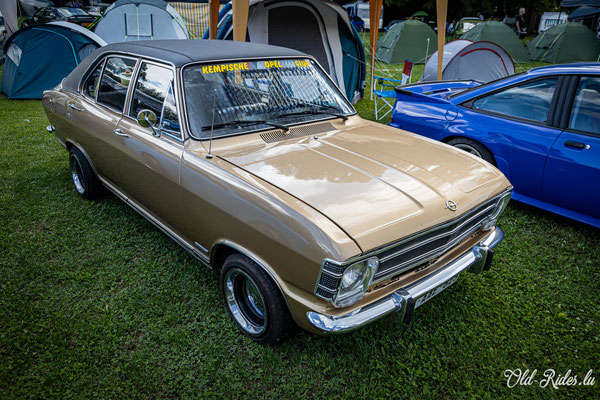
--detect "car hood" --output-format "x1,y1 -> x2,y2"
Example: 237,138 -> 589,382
211,119 -> 510,252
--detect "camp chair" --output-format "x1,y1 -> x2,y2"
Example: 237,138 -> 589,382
373,60 -> 413,120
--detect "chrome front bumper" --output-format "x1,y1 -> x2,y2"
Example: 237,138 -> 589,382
307,227 -> 504,333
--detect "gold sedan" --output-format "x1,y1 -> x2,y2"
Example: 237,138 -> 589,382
43,40 -> 512,344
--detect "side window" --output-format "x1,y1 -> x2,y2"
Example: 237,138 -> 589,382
472,78 -> 558,123
129,62 -> 176,132
83,60 -> 104,100
160,83 -> 181,135
569,77 -> 600,135
97,57 -> 137,112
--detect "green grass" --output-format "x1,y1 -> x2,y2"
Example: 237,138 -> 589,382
1,61 -> 599,399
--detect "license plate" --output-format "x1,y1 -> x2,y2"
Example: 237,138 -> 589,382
414,274 -> 459,308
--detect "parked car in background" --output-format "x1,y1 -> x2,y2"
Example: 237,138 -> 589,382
454,17 -> 483,36
390,63 -> 600,228
23,7 -> 95,27
43,40 -> 512,344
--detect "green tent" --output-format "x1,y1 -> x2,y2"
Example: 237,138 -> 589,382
527,22 -> 600,63
376,20 -> 437,64
460,21 -> 530,63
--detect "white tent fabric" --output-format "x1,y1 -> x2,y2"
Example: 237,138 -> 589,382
222,0 -> 355,99
421,40 -> 514,83
49,21 -> 108,47
94,0 -> 189,43
0,0 -> 18,38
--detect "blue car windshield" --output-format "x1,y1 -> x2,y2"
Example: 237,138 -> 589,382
183,58 -> 355,140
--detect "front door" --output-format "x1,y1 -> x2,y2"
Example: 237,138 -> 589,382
542,76 -> 600,222
114,61 -> 185,230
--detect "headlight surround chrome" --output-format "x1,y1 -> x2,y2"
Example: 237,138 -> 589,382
332,256 -> 379,308
481,190 -> 512,231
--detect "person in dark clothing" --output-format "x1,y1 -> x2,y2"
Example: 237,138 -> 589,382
516,8 -> 527,39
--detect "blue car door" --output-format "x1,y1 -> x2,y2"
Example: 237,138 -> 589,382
461,76 -> 563,200
542,75 -> 600,223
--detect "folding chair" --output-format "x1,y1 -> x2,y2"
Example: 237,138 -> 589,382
373,59 -> 413,120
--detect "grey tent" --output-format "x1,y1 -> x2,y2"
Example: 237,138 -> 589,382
208,0 -> 366,102
94,0 -> 188,43
527,22 -> 600,63
376,20 -> 437,64
460,21 -> 530,63
421,40 -> 514,82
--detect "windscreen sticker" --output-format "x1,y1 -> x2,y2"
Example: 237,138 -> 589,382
202,62 -> 249,74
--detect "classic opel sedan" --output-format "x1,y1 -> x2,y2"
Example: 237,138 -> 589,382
43,40 -> 512,344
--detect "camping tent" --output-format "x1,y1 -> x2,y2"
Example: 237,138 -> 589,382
421,40 -> 514,82
376,20 -> 437,64
1,22 -> 106,99
527,22 -> 600,63
94,0 -> 189,43
460,21 -> 530,63
207,0 -> 366,102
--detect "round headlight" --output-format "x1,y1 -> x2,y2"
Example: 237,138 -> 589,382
341,262 -> 368,291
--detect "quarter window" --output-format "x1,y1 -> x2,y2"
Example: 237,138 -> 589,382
83,61 -> 103,100
97,57 -> 137,112
160,83 -> 180,134
472,78 -> 558,123
569,77 -> 600,135
129,62 -> 173,126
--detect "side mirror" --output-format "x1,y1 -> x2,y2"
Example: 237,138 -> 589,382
137,109 -> 160,137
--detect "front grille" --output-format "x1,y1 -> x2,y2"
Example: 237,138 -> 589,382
314,194 -> 502,301
373,197 -> 497,281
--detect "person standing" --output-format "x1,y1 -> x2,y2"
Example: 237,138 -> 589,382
516,8 -> 527,39
477,12 -> 484,21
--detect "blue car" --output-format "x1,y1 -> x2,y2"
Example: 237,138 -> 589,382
390,63 -> 600,228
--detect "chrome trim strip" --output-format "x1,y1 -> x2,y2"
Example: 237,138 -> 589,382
307,227 -> 504,333
98,176 -> 211,269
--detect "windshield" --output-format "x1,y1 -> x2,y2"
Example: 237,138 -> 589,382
183,58 -> 355,140
57,7 -> 88,17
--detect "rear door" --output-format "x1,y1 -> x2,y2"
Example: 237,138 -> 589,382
114,60 -> 184,230
461,76 -> 564,200
67,55 -> 138,186
542,75 -> 600,221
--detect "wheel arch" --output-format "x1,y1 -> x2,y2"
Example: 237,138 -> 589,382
64,139 -> 101,176
441,135 -> 498,166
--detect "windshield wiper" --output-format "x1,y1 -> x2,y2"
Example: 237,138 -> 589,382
201,119 -> 289,131
278,108 -> 348,120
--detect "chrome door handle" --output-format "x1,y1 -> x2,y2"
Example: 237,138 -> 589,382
68,103 -> 83,111
113,129 -> 130,137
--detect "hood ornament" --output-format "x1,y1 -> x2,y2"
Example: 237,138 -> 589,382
445,200 -> 458,211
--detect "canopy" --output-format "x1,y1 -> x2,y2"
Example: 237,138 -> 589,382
569,5 -> 600,18
460,21 -> 530,63
1,22 -> 105,99
206,0 -> 366,102
527,22 -> 600,63
421,40 -> 514,82
94,0 -> 189,43
562,0 -> 600,6
375,20 -> 437,64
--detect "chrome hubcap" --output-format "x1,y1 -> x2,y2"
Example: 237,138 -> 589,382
224,269 -> 267,336
454,144 -> 482,158
70,156 -> 85,194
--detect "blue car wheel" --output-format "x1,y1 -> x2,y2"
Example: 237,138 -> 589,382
446,137 -> 496,165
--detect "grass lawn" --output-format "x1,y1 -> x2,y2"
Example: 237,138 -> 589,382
1,56 -> 599,399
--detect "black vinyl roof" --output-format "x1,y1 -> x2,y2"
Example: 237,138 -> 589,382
62,40 -> 307,94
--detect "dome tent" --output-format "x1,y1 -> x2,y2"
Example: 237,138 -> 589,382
207,0 -> 366,102
527,22 -> 600,63
94,0 -> 189,43
421,40 -> 514,82
376,20 -> 437,64
1,22 -> 106,99
460,21 -> 530,63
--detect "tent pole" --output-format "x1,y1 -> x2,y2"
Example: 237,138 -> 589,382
208,0 -> 220,39
436,0 -> 448,81
232,0 -> 249,42
369,0 -> 383,100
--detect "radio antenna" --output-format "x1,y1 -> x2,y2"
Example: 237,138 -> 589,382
206,89 -> 217,159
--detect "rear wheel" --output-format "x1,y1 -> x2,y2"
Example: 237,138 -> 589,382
69,147 -> 102,199
446,137 -> 496,165
220,254 -> 291,344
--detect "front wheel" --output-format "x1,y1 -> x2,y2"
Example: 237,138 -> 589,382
220,254 -> 291,344
446,137 -> 496,166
